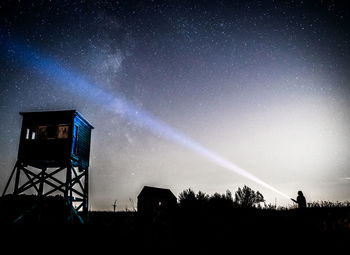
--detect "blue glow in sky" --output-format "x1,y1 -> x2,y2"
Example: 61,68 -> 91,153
1,38 -> 290,199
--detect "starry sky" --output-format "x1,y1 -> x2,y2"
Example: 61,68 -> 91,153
0,0 -> 350,210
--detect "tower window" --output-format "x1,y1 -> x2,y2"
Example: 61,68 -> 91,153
38,125 -> 69,139
25,128 -> 36,140
25,128 -> 30,139
38,126 -> 48,139
57,125 -> 69,139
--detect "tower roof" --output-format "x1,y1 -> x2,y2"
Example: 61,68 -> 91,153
20,110 -> 94,129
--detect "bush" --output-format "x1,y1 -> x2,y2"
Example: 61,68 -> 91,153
234,185 -> 265,208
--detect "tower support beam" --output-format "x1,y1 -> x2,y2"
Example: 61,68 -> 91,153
2,160 -> 89,223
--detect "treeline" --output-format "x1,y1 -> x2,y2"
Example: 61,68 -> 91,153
178,185 -> 267,210
177,185 -> 350,210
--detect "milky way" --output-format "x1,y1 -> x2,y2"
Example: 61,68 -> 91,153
0,1 -> 350,210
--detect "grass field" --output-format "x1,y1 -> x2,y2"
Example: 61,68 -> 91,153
1,194 -> 349,253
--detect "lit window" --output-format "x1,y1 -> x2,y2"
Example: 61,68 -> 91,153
25,128 -> 36,140
38,126 -> 48,139
57,125 -> 69,139
38,125 -> 62,139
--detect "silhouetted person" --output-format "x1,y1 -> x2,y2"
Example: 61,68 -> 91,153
291,191 -> 306,209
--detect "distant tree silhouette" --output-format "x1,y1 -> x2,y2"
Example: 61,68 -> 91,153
178,189 -> 210,210
234,185 -> 265,208
196,191 -> 210,205
178,188 -> 196,202
209,192 -> 224,207
223,190 -> 234,204
178,186 -> 266,209
209,190 -> 233,206
178,188 -> 197,209
204,190 -> 233,213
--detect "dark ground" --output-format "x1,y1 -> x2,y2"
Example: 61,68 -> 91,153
1,195 -> 349,254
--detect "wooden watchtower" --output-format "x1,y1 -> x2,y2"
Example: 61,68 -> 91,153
2,110 -> 94,223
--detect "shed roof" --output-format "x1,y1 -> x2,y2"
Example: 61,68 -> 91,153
138,186 -> 176,200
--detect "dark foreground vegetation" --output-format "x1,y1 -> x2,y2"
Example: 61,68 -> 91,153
1,191 -> 350,254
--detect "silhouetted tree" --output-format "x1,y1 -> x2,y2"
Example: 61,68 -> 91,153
178,189 -> 211,211
223,190 -> 234,202
234,185 -> 264,208
196,190 -> 210,205
178,188 -> 197,208
206,191 -> 232,213
208,190 -> 234,207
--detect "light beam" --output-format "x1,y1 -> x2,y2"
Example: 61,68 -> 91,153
0,37 -> 290,199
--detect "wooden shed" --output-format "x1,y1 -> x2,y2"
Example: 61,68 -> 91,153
18,110 -> 94,169
137,186 -> 177,222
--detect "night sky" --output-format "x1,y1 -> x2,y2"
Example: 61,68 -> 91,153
1,0 -> 350,210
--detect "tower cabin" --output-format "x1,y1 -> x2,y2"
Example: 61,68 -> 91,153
18,110 -> 94,170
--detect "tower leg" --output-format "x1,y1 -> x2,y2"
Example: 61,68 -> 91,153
2,161 -> 18,196
3,161 -> 88,224
38,168 -> 46,196
13,162 -> 21,195
83,167 -> 89,222
65,163 -> 73,223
